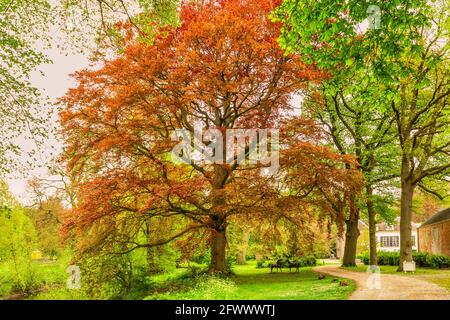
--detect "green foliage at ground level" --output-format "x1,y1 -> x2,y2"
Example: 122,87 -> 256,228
359,252 -> 450,269
5,260 -> 356,300
26,261 -> 355,300
225,263 -> 355,300
0,252 -> 73,298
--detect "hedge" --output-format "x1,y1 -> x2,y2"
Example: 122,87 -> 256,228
359,251 -> 450,269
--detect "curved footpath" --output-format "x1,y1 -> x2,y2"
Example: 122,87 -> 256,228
313,264 -> 450,300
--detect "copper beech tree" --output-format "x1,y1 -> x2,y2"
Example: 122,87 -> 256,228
60,0 -> 361,273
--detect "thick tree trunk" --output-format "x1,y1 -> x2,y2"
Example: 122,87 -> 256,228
209,225 -> 227,273
342,199 -> 360,267
398,177 -> 415,272
366,185 -> 377,266
208,164 -> 229,274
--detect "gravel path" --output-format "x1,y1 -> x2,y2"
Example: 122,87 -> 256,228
313,264 -> 450,300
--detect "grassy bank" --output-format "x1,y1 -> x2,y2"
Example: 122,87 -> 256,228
229,263 -> 355,300
17,261 -> 355,300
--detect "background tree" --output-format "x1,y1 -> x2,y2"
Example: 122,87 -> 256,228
26,178 -> 68,259
0,0 -> 53,175
0,180 -> 38,294
301,68 -> 399,266
392,13 -> 450,269
413,190 -> 450,222
57,0 -> 180,56
276,0 -> 450,270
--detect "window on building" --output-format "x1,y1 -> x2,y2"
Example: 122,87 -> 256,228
412,236 -> 416,246
380,236 -> 399,247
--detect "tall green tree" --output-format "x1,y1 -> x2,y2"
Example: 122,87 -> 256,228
392,11 -> 450,270
302,71 -> 399,266
276,0 -> 450,270
0,0 -> 53,174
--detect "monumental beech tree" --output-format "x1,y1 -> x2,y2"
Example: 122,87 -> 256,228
60,0 -> 361,273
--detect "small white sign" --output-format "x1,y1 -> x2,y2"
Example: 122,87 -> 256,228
403,261 -> 416,273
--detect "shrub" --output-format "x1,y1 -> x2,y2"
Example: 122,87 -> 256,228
299,256 -> 317,267
190,250 -> 211,265
185,266 -> 206,278
412,252 -> 429,267
227,255 -> 236,266
378,252 -> 399,266
425,254 -> 450,269
256,260 -> 265,269
360,251 -> 450,269
358,252 -> 369,265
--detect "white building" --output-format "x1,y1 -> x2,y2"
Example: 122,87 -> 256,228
335,218 -> 420,258
376,218 -> 420,252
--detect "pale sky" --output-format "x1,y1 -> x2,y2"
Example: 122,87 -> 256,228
6,42 -> 89,203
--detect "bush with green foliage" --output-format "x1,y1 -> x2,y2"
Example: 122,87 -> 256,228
0,205 -> 40,295
360,251 -> 450,269
299,256 -> 317,267
413,252 -> 429,267
256,260 -> 266,269
425,254 -> 450,269
190,250 -> 211,265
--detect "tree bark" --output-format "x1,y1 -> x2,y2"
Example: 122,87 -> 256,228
366,185 -> 377,266
146,246 -> 162,274
208,164 -> 229,274
398,176 -> 415,272
342,198 -> 360,267
236,229 -> 251,265
209,225 -> 227,273
145,219 -> 162,274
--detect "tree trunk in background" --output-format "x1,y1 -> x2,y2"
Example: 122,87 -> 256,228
236,229 -> 251,265
366,185 -> 377,266
398,175 -> 415,272
342,199 -> 360,267
335,235 -> 345,259
146,246 -> 162,274
145,219 -> 162,274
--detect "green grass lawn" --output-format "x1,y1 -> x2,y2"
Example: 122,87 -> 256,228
228,263 -> 355,300
341,264 -> 450,291
144,261 -> 355,300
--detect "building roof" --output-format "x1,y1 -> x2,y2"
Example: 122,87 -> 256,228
421,208 -> 450,228
377,217 -> 420,232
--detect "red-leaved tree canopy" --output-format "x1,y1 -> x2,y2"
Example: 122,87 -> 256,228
60,0 -> 361,273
